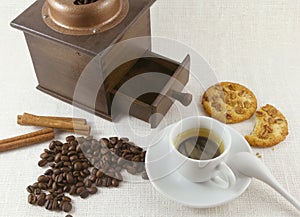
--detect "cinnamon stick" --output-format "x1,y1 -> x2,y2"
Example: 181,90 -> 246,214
21,113 -> 90,132
0,128 -> 54,152
18,115 -> 87,125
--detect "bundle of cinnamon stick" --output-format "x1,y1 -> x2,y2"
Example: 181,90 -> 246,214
0,128 -> 54,152
18,113 -> 90,136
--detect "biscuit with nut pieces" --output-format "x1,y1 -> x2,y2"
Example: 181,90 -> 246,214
245,104 -> 288,147
202,82 -> 257,124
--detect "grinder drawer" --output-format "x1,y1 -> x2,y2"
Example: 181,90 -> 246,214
108,51 -> 191,128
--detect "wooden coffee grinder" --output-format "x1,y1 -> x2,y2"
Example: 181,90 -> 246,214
11,0 -> 192,128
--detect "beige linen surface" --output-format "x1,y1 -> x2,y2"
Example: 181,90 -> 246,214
1,0 -> 300,216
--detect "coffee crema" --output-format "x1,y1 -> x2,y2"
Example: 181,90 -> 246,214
175,128 -> 224,160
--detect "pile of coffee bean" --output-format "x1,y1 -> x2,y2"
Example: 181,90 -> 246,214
27,136 -> 148,216
73,0 -> 98,5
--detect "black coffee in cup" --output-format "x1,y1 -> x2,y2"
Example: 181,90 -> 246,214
175,128 -> 224,160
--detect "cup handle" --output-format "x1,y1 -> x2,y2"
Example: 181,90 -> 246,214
211,162 -> 236,189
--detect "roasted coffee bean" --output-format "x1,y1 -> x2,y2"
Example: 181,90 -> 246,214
126,166 -> 137,175
95,178 -> 102,187
79,190 -> 89,199
40,152 -> 49,159
66,173 -> 74,184
66,214 -> 73,217
53,169 -> 61,175
115,172 -> 123,181
52,198 -> 59,210
62,201 -> 72,212
63,185 -> 70,193
69,155 -> 78,161
89,175 -> 96,183
38,159 -> 48,167
26,185 -> 35,194
28,193 -> 37,204
73,171 -> 80,177
44,169 -> 53,175
45,194 -> 54,200
62,196 -> 71,202
76,186 -> 85,195
38,182 -> 48,190
74,162 -> 82,171
49,141 -> 56,150
38,175 -> 49,183
88,186 -> 97,194
84,179 -> 92,188
111,179 -> 119,187
95,170 -> 104,178
37,193 -> 46,206
45,199 -> 53,210
61,155 -> 69,162
34,188 -> 42,195
109,137 -> 118,145
69,185 -> 77,195
66,136 -> 75,143
47,156 -> 55,162
76,182 -> 84,187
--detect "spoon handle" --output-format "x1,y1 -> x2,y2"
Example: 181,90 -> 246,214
268,179 -> 300,211
232,152 -> 300,212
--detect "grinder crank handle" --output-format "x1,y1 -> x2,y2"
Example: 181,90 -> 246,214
168,90 -> 193,106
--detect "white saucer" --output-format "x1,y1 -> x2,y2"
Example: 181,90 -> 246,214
145,124 -> 252,208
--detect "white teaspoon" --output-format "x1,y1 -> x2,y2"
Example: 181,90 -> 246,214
229,152 -> 300,212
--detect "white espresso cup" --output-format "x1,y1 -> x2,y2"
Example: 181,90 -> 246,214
169,116 -> 236,188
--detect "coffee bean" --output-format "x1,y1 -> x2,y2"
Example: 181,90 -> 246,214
61,155 -> 69,162
95,178 -> 102,187
40,152 -> 49,159
45,199 -> 53,210
44,169 -> 53,175
74,162 -> 82,171
69,185 -> 77,195
37,193 -> 46,206
34,188 -> 42,195
96,170 -> 104,178
38,175 -> 49,183
89,175 -> 96,183
66,214 -> 73,217
66,173 -> 74,184
79,190 -> 89,199
62,196 -> 71,202
76,186 -> 85,195
52,198 -> 59,210
28,193 -> 37,204
88,186 -> 97,194
38,182 -> 48,190
49,141 -> 56,150
109,137 -> 118,145
66,136 -> 75,143
45,194 -> 54,200
26,185 -> 34,194
84,179 -> 92,188
111,179 -> 119,187
62,185 -> 70,193
62,201 -> 72,212
38,159 -> 48,167
126,166 -> 137,175
47,156 -> 55,162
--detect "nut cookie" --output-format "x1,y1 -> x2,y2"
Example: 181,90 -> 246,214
202,82 -> 257,124
245,104 -> 288,148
